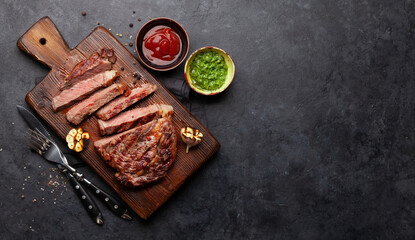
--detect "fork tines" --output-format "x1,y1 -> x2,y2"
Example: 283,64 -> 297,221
24,129 -> 51,155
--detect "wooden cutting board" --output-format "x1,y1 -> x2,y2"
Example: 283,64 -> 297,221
17,17 -> 220,219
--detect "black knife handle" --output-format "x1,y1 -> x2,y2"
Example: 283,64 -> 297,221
81,178 -> 132,220
65,171 -> 104,225
64,165 -> 132,220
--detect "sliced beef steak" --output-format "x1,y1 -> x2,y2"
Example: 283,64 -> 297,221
96,83 -> 157,120
61,48 -> 117,90
52,70 -> 119,112
66,83 -> 127,125
94,116 -> 177,188
98,104 -> 173,135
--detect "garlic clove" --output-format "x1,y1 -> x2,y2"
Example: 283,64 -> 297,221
82,132 -> 90,140
66,128 -> 88,152
74,142 -> 83,152
69,129 -> 77,137
66,135 -> 74,143
181,127 -> 203,153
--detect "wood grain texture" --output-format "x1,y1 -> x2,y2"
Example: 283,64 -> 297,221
17,17 -> 220,219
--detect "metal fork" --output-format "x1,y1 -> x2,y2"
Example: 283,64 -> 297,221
25,128 -> 103,224
25,129 -> 132,222
25,129 -> 82,177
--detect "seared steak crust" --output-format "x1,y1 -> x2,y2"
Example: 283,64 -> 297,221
66,83 -> 126,125
61,48 -> 116,90
97,104 -> 173,135
96,83 -> 157,120
94,116 -> 177,188
52,70 -> 119,112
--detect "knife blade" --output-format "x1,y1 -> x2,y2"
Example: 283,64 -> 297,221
17,105 -> 52,138
17,105 -> 103,225
17,105 -> 133,221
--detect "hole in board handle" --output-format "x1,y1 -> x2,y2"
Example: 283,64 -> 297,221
39,38 -> 47,45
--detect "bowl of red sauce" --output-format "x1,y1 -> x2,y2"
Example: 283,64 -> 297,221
135,17 -> 189,71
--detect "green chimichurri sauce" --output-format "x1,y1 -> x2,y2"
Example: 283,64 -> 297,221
189,51 -> 228,91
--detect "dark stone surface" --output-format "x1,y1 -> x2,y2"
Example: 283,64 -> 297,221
1,0 -> 415,239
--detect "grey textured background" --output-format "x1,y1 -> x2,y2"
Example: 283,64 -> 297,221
1,0 -> 415,239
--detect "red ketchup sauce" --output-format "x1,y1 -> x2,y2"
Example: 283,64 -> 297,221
142,26 -> 182,65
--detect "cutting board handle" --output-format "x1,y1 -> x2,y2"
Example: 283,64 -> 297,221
17,16 -> 71,69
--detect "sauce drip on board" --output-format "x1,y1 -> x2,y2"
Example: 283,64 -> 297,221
143,26 -> 181,65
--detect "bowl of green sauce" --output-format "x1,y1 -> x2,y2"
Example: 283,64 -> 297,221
184,47 -> 235,95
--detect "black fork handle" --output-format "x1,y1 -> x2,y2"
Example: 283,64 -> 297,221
58,165 -> 103,225
64,164 -> 132,220
82,178 -> 132,220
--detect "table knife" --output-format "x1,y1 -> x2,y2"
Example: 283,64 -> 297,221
17,105 -> 132,221
17,105 -> 103,224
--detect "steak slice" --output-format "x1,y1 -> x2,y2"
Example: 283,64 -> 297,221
96,83 -> 157,120
94,116 -> 177,188
66,83 -> 127,125
52,70 -> 119,112
97,104 -> 173,135
60,48 -> 117,90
